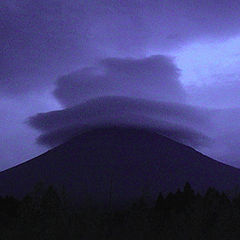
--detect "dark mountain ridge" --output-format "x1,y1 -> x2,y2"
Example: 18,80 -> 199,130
0,126 -> 240,206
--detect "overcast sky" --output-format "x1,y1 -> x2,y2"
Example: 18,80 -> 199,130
1,0 -> 240,170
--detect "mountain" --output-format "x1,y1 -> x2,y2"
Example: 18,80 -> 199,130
0,126 -> 240,206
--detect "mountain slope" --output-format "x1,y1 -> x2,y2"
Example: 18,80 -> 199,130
0,126 -> 239,205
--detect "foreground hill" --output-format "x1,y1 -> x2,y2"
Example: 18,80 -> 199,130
0,126 -> 240,206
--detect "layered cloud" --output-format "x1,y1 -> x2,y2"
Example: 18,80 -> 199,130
28,96 -> 210,148
28,55 -> 203,147
28,96 -> 240,167
54,55 -> 185,107
27,53 -> 240,168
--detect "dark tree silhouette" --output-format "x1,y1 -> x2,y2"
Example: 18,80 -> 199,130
1,182 -> 240,239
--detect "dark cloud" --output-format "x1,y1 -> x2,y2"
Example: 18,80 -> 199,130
54,55 -> 185,107
1,0 -> 240,95
29,96 -> 207,132
28,96 -> 209,148
0,1 -> 93,95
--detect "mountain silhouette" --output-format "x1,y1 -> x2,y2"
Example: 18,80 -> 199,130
0,126 -> 240,206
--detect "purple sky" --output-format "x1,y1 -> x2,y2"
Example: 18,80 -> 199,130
1,0 -> 240,170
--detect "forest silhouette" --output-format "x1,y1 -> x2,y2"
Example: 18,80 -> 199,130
1,182 -> 240,239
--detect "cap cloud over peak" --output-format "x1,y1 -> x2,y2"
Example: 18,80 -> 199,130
28,96 -> 210,148
28,55 -> 209,150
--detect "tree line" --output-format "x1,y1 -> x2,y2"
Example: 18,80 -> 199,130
0,182 -> 240,239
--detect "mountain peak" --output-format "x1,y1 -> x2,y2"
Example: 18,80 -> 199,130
0,126 -> 239,206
